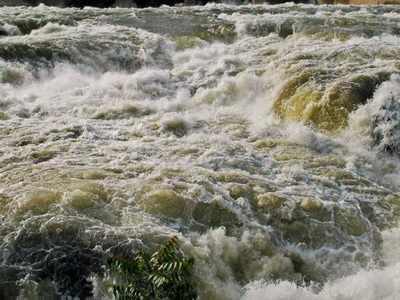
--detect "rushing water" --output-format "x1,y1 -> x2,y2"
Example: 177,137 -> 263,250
0,3 -> 400,299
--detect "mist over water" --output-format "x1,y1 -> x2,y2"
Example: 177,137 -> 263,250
0,3 -> 400,299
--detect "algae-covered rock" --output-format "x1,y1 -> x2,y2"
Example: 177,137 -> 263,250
192,201 -> 241,230
273,71 -> 390,132
161,117 -> 188,137
380,195 -> 400,226
188,24 -> 236,44
214,171 -> 249,184
0,194 -> 12,214
386,195 -> 400,215
64,184 -> 116,224
278,220 -> 341,249
335,208 -> 368,237
254,192 -> 378,251
0,111 -> 9,120
68,190 -> 98,210
254,139 -> 282,150
300,198 -> 322,211
305,155 -> 346,169
307,74 -> 387,132
49,126 -> 84,141
257,193 -> 286,210
139,189 -> 188,219
78,169 -> 109,180
298,198 -> 331,222
0,67 -> 24,85
274,75 -> 322,122
174,36 -> 204,51
272,147 -> 313,162
30,150 -> 57,163
17,190 -> 61,216
76,182 -> 111,203
315,167 -> 359,184
286,251 -> 326,284
93,104 -> 151,120
228,183 -> 254,200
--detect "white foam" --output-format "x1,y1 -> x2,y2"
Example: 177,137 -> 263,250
242,228 -> 400,300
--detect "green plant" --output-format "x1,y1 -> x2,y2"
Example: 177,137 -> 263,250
109,236 -> 197,300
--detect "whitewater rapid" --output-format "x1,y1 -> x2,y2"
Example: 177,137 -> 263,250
0,3 -> 400,299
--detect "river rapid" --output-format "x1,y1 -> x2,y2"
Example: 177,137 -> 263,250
1,3 -> 400,299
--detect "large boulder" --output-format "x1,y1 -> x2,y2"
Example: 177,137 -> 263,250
273,70 -> 391,133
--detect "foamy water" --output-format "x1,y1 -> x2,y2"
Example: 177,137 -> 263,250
0,3 -> 400,299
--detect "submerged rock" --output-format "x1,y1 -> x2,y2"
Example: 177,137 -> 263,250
256,193 -> 286,210
30,149 -> 57,164
161,116 -> 189,137
16,190 -> 62,216
139,189 -> 189,219
253,191 -> 381,263
93,104 -> 152,120
192,200 -> 242,230
274,70 -> 391,132
0,111 -> 9,120
300,197 -> 322,211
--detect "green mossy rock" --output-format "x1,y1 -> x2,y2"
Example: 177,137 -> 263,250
228,183 -> 254,200
31,150 -> 57,163
273,71 -> 390,132
17,189 -> 61,216
140,189 -> 188,219
192,201 -> 241,230
162,118 -> 188,137
0,111 -> 9,120
93,105 -> 151,120
335,208 -> 368,237
257,193 -> 286,210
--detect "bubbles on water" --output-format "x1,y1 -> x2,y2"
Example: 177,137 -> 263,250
0,3 -> 400,299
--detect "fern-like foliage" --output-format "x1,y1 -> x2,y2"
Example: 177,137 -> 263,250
108,236 -> 197,300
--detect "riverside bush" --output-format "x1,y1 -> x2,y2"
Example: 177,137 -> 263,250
108,236 -> 197,300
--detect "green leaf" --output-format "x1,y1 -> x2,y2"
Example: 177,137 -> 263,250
108,236 -> 197,300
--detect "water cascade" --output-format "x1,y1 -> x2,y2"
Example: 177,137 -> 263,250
0,3 -> 400,299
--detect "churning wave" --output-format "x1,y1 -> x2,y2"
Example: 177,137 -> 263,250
0,3 -> 400,299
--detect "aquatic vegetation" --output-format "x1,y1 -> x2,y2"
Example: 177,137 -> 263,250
108,236 -> 197,300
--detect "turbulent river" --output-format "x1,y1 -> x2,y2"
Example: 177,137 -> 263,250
1,3 -> 400,299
